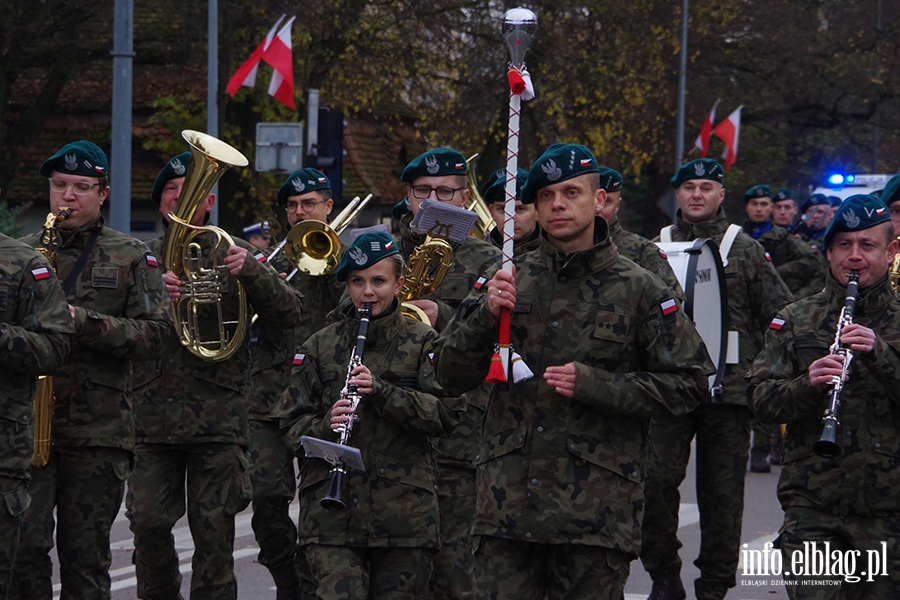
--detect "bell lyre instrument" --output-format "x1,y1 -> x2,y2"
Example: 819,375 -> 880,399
32,206 -> 71,468
813,269 -> 860,458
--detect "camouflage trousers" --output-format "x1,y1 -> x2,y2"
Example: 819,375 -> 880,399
248,418 -> 307,594
473,536 -> 631,600
751,419 -> 782,453
8,446 -> 132,600
640,403 -> 751,597
430,463 -> 475,600
125,442 -> 251,600
0,476 -> 30,599
777,507 -> 900,600
303,544 -> 434,599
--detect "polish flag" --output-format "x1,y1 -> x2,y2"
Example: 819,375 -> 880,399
693,99 -> 720,158
226,16 -> 285,97
263,16 -> 297,110
713,105 -> 742,171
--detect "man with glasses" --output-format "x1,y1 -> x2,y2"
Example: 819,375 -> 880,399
11,141 -> 172,599
392,147 -> 501,600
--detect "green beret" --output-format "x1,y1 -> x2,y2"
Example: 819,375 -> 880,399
774,188 -> 795,202
670,159 -> 724,189
598,167 -> 623,193
392,198 -> 411,221
827,195 -> 842,208
482,168 -> 528,205
742,184 -> 774,204
822,194 -> 890,248
400,148 -> 467,183
150,152 -> 191,205
335,231 -> 399,281
799,193 -> 829,215
277,168 -> 331,207
40,140 -> 108,178
880,174 -> 900,206
521,144 -> 599,205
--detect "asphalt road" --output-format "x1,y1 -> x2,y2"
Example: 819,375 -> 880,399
47,444 -> 789,600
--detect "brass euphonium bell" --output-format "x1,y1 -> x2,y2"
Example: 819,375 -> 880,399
399,236 -> 454,323
160,130 -> 249,362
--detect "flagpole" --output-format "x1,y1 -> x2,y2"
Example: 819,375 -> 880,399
208,0 -> 220,226
672,0 -> 689,223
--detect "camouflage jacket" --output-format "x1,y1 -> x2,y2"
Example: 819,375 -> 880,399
247,247 -> 344,419
20,217 -> 170,450
132,235 -> 302,446
747,273 -> 900,517
609,217 -> 685,303
742,221 -> 824,300
659,209 -> 793,405
0,234 -> 73,478
396,216 -> 502,332
273,300 -> 465,548
434,219 -> 714,553
488,223 -> 543,256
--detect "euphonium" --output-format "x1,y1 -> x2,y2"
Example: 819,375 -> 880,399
160,130 -> 249,362
32,206 -> 71,468
399,237 -> 454,323
891,238 -> 900,292
320,302 -> 372,511
465,154 -> 496,240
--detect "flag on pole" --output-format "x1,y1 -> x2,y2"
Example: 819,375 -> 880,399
262,16 -> 297,110
226,15 -> 285,97
712,105 -> 742,171
694,99 -> 720,158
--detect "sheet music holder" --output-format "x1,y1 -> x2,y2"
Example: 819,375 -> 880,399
409,200 -> 478,244
299,436 -> 366,472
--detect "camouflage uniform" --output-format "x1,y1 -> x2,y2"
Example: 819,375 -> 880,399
248,247 -> 343,598
747,272 -> 900,598
642,208 -> 793,599
488,223 -> 542,256
397,214 -> 501,600
0,234 -> 72,598
434,219 -> 715,599
272,299 -> 466,599
11,217 -> 170,600
742,221 -> 824,300
126,235 -> 302,600
609,216 -> 685,302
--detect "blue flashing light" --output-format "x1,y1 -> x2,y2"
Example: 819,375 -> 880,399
846,174 -> 856,183
828,173 -> 845,186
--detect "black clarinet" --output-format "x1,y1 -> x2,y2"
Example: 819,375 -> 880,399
813,270 -> 860,458
320,302 -> 372,511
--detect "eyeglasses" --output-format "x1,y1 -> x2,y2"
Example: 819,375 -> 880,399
49,178 -> 99,196
285,199 -> 327,212
410,185 -> 465,202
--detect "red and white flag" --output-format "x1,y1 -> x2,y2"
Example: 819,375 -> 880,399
226,15 -> 285,97
694,99 -> 720,158
263,16 -> 297,110
713,105 -> 742,171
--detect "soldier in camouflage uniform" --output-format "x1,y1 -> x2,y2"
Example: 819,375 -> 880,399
433,144 -> 715,600
484,168 -> 542,255
394,148 -> 502,600
795,194 -> 831,253
247,168 -> 346,600
597,167 -> 685,302
0,233 -> 72,598
747,194 -> 900,599
125,153 -> 303,600
880,173 -> 900,239
10,141 -> 171,600
772,188 -> 799,228
641,159 -> 794,600
272,231 -> 465,599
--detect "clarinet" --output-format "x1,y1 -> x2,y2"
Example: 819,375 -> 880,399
813,270 -> 860,458
320,302 -> 372,511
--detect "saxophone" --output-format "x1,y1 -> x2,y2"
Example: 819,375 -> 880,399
32,207 -> 71,468
890,237 -> 900,292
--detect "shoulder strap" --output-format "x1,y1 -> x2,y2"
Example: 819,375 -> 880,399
718,224 -> 741,267
61,228 -> 100,296
660,225 -> 674,244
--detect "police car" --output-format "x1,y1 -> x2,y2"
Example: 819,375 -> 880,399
812,173 -> 892,200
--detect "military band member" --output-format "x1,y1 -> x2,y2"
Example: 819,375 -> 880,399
434,144 -> 714,600
484,167 -> 541,255
772,188 -> 799,228
795,193 -> 831,251
748,194 -> 900,598
394,148 -> 502,599
0,232 -> 72,598
641,159 -> 794,600
11,141 -> 171,600
597,166 -> 684,301
125,153 -> 302,600
273,231 -> 465,599
882,174 -> 900,238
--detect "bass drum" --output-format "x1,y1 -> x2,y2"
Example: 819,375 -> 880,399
656,238 -> 729,397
